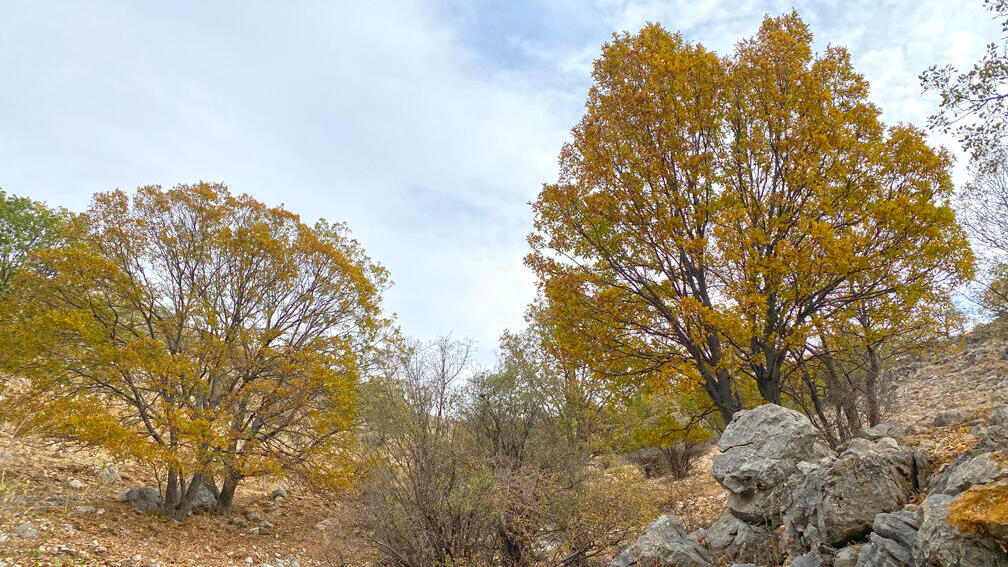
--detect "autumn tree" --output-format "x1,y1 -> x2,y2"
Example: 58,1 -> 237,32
529,13 -> 972,420
0,189 -> 65,294
0,183 -> 387,520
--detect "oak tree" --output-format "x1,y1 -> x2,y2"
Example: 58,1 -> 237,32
0,183 -> 388,519
528,13 -> 972,420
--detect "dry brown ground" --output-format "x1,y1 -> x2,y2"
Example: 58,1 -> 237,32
1,337 -> 1006,566
0,433 -> 369,567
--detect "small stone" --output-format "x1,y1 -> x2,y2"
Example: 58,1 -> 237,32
68,478 -> 85,490
270,487 -> 287,499
244,557 -> 254,565
247,512 -> 262,523
934,410 -> 971,426
98,464 -> 121,485
75,505 -> 96,514
15,522 -> 38,539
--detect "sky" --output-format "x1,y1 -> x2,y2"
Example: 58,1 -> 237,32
0,0 -> 1001,362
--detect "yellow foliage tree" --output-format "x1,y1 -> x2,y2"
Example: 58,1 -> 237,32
527,13 -> 972,422
0,183 -> 388,520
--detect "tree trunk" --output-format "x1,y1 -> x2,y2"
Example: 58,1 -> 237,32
865,344 -> 882,426
216,472 -> 241,514
173,473 -> 206,522
702,368 -> 741,426
802,372 -> 839,449
163,466 -> 180,515
755,371 -> 782,405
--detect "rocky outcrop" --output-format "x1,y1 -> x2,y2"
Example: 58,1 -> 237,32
780,436 -> 916,557
608,515 -> 711,567
913,492 -> 1008,566
713,404 -> 831,525
613,403 -> 1008,567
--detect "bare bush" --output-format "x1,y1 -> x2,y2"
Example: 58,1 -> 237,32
626,441 -> 707,480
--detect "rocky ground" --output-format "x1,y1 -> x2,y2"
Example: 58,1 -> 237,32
0,438 -> 367,567
1,337 -> 1006,567
610,337 -> 1008,567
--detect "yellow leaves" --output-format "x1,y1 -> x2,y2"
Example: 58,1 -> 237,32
528,9 -> 974,414
0,182 -> 387,491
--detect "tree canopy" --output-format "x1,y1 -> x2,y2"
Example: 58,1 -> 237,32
0,182 -> 389,519
528,13 -> 973,424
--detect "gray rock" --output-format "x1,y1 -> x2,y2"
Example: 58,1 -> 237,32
872,508 -> 919,549
702,510 -> 768,561
68,478 -> 85,490
270,487 -> 287,499
857,421 -> 905,440
913,493 -> 1008,567
856,533 -> 912,567
15,521 -> 37,539
834,545 -> 860,567
934,410 -> 971,426
192,485 -> 217,512
931,452 -> 1007,495
98,464 -> 120,485
74,505 -> 97,514
780,437 -> 915,557
713,404 -> 831,522
608,515 -> 711,567
854,508 -> 919,567
987,404 -> 1008,448
791,551 -> 825,567
118,486 -> 162,512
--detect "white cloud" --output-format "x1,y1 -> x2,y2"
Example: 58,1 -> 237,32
0,0 -> 1002,360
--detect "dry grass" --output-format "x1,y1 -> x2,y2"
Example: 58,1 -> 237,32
655,449 -> 726,534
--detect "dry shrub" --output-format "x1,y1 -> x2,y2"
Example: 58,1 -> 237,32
547,465 -> 660,565
627,442 -> 707,479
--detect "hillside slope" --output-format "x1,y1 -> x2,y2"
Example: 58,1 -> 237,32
1,339 -> 1006,567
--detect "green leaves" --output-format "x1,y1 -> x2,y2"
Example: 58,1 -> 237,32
0,189 -> 66,294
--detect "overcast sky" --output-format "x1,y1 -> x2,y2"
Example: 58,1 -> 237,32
0,1 -> 1000,361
